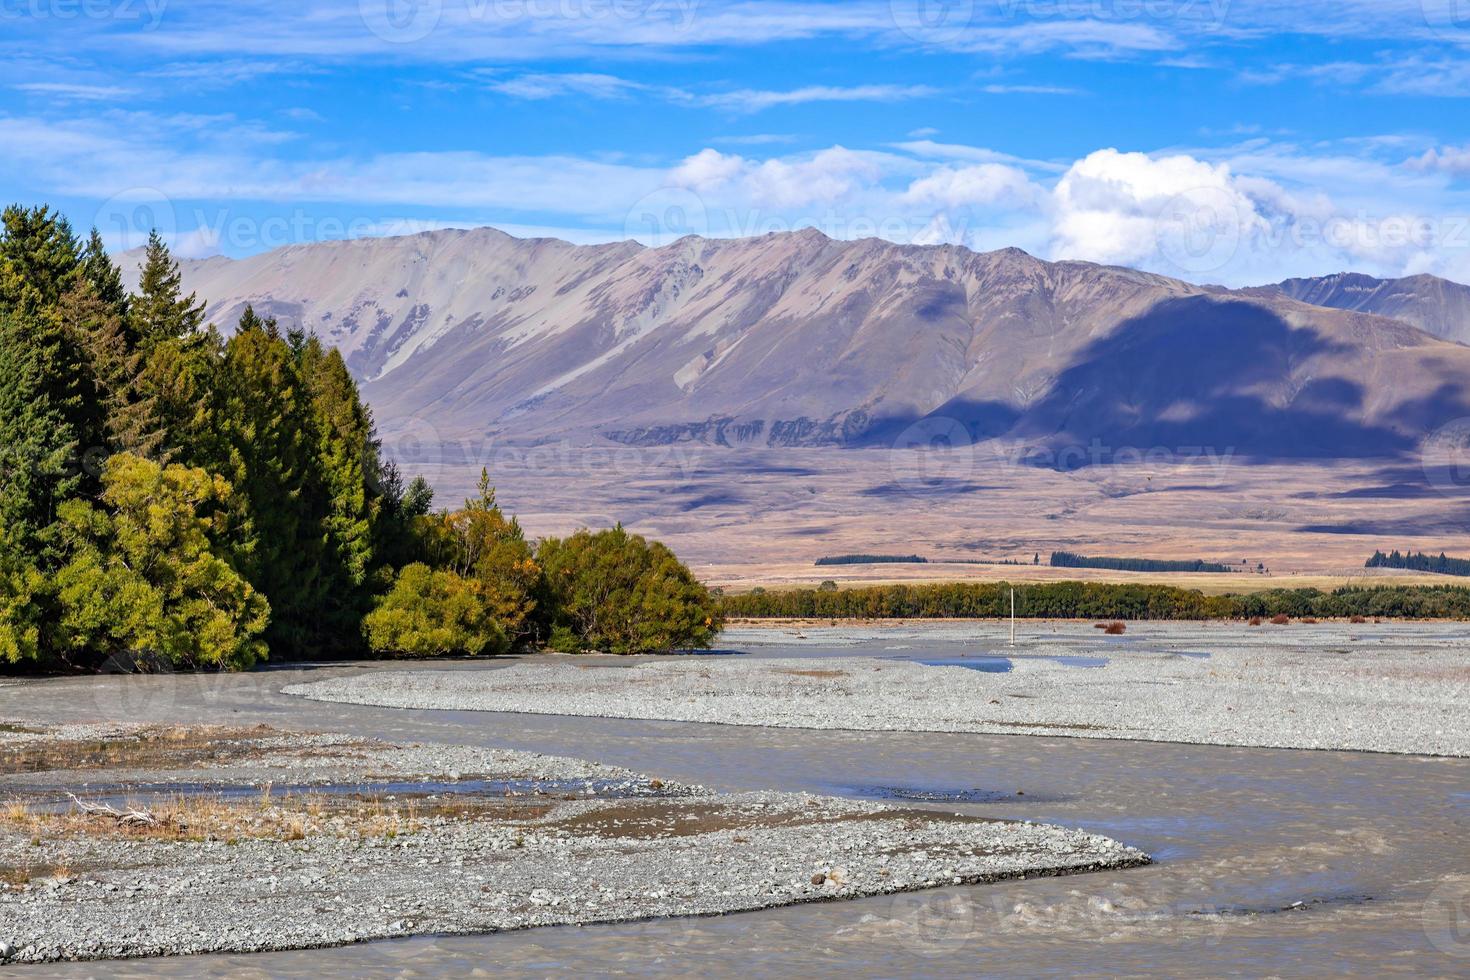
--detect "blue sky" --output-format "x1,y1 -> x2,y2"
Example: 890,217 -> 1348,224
3,0 -> 1470,285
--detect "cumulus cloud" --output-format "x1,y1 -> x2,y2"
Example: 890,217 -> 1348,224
671,147 -> 888,208
669,148 -> 746,191
1049,149 -> 1270,274
901,164 -> 1039,210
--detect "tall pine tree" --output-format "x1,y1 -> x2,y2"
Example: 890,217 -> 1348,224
0,205 -> 81,318
0,309 -> 87,558
218,306 -> 325,655
299,335 -> 378,649
131,230 -> 204,346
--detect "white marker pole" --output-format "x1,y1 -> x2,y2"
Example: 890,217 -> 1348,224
1010,587 -> 1016,647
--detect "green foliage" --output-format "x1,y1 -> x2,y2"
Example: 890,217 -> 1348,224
215,309 -> 326,655
0,205 -> 80,317
536,525 -> 721,654
299,336 -> 378,638
61,279 -> 162,461
364,563 -> 508,657
52,454 -> 269,670
0,532 -> 45,664
814,554 -> 928,566
1050,551 -> 1237,574
0,203 -> 719,672
720,581 -> 1470,621
0,309 -> 86,554
418,470 -> 540,647
130,230 -> 204,346
1366,549 -> 1470,577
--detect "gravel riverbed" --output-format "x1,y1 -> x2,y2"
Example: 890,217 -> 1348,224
0,724 -> 1145,964
285,634 -> 1470,756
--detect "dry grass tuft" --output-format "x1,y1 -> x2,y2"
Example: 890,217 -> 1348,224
1349,615 -> 1367,624
1248,616 -> 1263,626
1102,621 -> 1126,635
1270,614 -> 1291,625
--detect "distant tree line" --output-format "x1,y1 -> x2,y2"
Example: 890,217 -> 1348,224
0,205 -> 719,671
720,581 -> 1470,620
1365,550 -> 1470,577
1050,551 -> 1237,574
814,554 -> 928,566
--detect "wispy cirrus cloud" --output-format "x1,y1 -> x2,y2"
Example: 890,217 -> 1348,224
479,73 -> 939,113
979,83 -> 1083,95
14,82 -> 136,101
480,72 -> 657,100
692,84 -> 938,113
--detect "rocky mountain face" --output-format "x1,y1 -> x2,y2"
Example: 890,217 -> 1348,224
128,228 -> 1470,461
1256,272 -> 1470,346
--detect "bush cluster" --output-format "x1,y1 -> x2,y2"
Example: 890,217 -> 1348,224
720,581 -> 1470,620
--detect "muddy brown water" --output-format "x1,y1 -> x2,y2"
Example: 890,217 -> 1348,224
0,629 -> 1467,978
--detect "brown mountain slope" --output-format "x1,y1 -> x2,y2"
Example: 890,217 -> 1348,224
125,228 -> 1470,461
1255,271 -> 1470,346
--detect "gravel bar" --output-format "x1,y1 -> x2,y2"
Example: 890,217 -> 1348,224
284,640 -> 1470,756
0,725 -> 1146,964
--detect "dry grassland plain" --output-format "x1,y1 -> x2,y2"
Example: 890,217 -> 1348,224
419,445 -> 1470,592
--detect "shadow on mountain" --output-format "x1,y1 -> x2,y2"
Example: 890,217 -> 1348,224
1299,508 -> 1470,535
861,296 -> 1470,466
1320,484 -> 1444,500
858,480 -> 1003,498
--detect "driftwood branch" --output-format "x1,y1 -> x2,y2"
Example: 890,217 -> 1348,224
67,793 -> 158,827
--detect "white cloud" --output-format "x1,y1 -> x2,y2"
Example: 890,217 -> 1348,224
901,164 -> 1039,209
1049,148 -> 1270,273
694,84 -> 938,113
1414,145 -> 1470,176
671,146 -> 890,208
670,148 -> 747,191
11,103 -> 1470,286
15,82 -> 135,101
980,84 -> 1082,95
483,72 -> 656,100
711,133 -> 799,146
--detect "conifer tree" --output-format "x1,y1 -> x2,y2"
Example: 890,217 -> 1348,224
217,307 -> 324,654
60,280 -> 163,461
79,228 -> 128,321
130,230 -> 205,345
0,309 -> 87,557
299,335 -> 378,647
0,205 -> 81,317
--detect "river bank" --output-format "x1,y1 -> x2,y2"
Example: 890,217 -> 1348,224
285,621 -> 1470,756
0,722 -> 1144,964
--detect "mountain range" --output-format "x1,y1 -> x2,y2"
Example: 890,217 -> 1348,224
126,229 -> 1470,462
